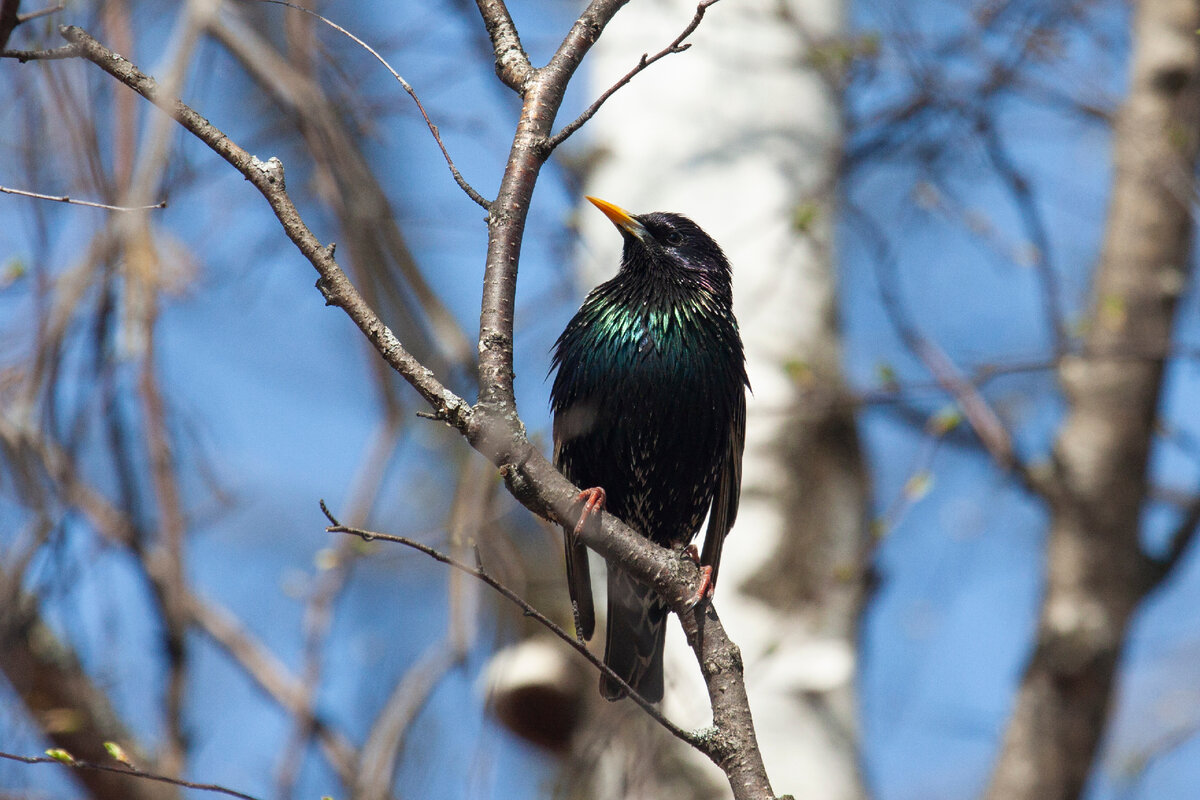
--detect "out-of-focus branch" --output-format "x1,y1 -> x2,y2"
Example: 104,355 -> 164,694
186,592 -> 359,785
0,417 -> 359,786
0,589 -> 180,800
353,642 -> 462,800
0,750 -> 251,800
275,416 -> 406,798
139,328 -> 189,777
851,204 -> 1031,483
351,451 -> 493,800
977,118 -> 1067,356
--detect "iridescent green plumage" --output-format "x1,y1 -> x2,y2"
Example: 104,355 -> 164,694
550,199 -> 747,702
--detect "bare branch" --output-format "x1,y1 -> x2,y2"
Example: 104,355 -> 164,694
977,118 -> 1067,356
474,0 -> 533,92
547,0 -> 721,151
850,203 -> 1036,487
1152,496 -> 1200,586
0,42 -> 80,60
319,502 -> 697,747
0,184 -> 166,210
354,642 -> 463,800
139,332 -> 189,776
51,11 -> 774,796
0,751 -> 257,800
17,2 -> 61,23
53,25 -> 473,432
252,0 -> 490,209
477,0 -> 630,412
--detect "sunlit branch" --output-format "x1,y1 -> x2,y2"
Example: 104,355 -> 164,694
0,183 -> 166,210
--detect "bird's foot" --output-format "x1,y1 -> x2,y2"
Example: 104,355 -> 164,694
681,545 -> 714,609
684,564 -> 714,610
573,487 -> 607,536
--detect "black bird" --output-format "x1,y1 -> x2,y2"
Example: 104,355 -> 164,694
550,196 -> 748,702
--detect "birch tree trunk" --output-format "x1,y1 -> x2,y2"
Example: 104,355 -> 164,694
986,1 -> 1200,797
571,0 -> 868,796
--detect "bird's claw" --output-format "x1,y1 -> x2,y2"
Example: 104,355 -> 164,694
573,487 -> 607,536
684,564 -> 714,610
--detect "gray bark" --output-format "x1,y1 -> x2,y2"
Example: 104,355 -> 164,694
986,1 -> 1200,797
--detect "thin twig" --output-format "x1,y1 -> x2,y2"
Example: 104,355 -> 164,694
250,0 -> 490,209
978,117 -> 1067,356
318,500 -> 699,747
0,42 -> 80,60
19,3 -> 64,23
546,0 -> 722,151
0,184 -> 166,210
55,24 -> 473,430
0,750 -> 260,800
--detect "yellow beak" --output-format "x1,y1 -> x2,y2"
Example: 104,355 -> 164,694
586,196 -> 648,240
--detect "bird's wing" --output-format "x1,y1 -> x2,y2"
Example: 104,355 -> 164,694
553,417 -> 596,641
699,389 -> 746,589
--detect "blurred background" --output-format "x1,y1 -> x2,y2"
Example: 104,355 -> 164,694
2,1 -> 1199,799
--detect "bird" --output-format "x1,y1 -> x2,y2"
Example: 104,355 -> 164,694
550,196 -> 747,702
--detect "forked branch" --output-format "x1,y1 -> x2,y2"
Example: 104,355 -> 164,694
47,7 -> 776,797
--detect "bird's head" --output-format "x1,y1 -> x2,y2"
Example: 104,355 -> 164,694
586,196 -> 732,293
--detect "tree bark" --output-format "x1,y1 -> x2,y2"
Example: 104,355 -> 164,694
986,1 -> 1200,797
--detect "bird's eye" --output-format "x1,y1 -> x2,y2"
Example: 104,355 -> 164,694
664,231 -> 684,247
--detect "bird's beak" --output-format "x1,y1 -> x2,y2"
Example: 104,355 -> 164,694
586,196 -> 648,241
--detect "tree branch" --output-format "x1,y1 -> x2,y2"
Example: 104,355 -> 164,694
54,25 -> 473,431
473,0 -> 532,92
253,0 -> 490,209
0,184 -> 164,210
51,11 -> 776,796
0,751 -> 254,800
546,0 -> 722,151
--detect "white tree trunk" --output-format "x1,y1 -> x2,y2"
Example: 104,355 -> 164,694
575,1 -> 868,797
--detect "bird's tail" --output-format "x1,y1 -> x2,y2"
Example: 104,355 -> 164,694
563,526 -> 595,641
601,566 -> 668,702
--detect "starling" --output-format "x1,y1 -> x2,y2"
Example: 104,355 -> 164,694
550,196 -> 748,702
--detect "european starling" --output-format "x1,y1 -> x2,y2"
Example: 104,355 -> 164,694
550,196 -> 748,702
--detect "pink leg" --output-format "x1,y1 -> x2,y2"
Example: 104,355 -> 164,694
573,487 -> 607,536
685,565 -> 714,609
683,545 -> 714,608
